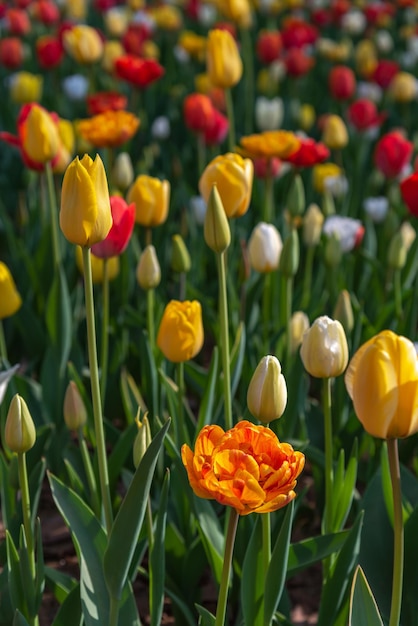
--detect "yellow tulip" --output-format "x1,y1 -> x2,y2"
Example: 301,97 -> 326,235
312,163 -> 342,194
60,154 -> 112,247
75,246 -> 120,283
389,72 -> 418,103
345,330 -> 418,439
322,114 -> 349,150
217,0 -> 252,28
178,31 -> 207,61
10,72 -> 43,104
289,311 -> 310,355
247,355 -> 287,423
102,40 -> 125,73
157,300 -> 204,363
300,315 -> 348,378
63,0 -> 86,20
199,152 -> 253,219
63,25 -> 103,64
206,29 -> 243,89
22,105 -> 60,165
0,262 -> 22,320
127,175 -> 170,227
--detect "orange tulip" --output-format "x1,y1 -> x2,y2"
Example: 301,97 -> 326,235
181,420 -> 304,515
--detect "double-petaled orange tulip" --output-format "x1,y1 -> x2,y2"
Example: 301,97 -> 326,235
181,420 -> 304,515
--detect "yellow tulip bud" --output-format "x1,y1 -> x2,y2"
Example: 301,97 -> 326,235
220,0 -> 252,28
0,262 -> 22,320
300,315 -> 349,378
103,7 -> 129,37
333,290 -> 354,334
133,412 -> 152,468
5,394 -> 36,453
248,222 -> 282,272
10,72 -> 43,104
313,163 -> 342,195
206,29 -> 243,89
204,185 -> 231,253
22,105 -> 60,165
345,330 -> 418,439
289,311 -> 310,354
112,152 -> 134,191
389,72 -> 417,103
127,175 -> 170,227
76,247 -> 120,284
322,114 -> 349,150
63,0 -> 86,19
199,153 -> 253,219
247,355 -> 287,423
60,154 -> 112,247
63,381 -> 87,431
303,203 -> 324,247
102,40 -> 125,74
157,300 -> 204,363
298,103 -> 316,132
63,25 -> 103,64
136,245 -> 161,290
171,235 -> 191,273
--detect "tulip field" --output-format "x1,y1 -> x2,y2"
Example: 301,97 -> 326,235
3,1 -> 418,625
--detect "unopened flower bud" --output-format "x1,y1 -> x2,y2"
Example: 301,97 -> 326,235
400,221 -> 416,252
287,173 -> 305,218
112,151 -> 134,191
322,190 -> 336,217
133,412 -> 152,468
322,114 -> 349,150
204,184 -> 231,253
324,232 -> 342,267
303,203 -> 324,247
137,245 -> 161,290
171,234 -> 191,273
333,289 -> 354,334
279,228 -> 299,277
63,381 -> 87,431
300,315 -> 349,378
248,222 -> 282,273
5,394 -> 36,453
247,355 -> 287,423
289,311 -> 310,354
387,230 -> 407,270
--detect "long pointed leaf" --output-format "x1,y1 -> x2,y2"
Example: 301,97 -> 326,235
241,516 -> 264,626
349,566 -> 383,626
150,469 -> 170,626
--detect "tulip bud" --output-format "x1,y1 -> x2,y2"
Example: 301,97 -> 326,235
300,315 -> 349,378
206,29 -> 243,89
389,72 -> 418,103
287,173 -> 305,218
387,230 -> 407,270
333,290 -> 354,334
112,151 -> 134,191
0,262 -> 22,320
248,222 -> 282,273
137,245 -> 161,290
247,355 -> 287,423
22,105 -> 60,164
133,412 -> 152,468
5,394 -> 36,453
204,184 -> 231,253
279,228 -> 299,277
171,234 -> 191,273
303,203 -> 324,247
322,114 -> 349,150
63,381 -> 87,431
400,221 -> 416,252
255,96 -> 284,131
289,311 -> 310,354
324,232 -> 342,267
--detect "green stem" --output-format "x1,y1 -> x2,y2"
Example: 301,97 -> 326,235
240,26 -> 254,135
217,251 -> 233,430
45,161 -> 61,269
323,377 -> 334,536
394,268 -> 403,326
301,246 -> 315,310
147,288 -> 155,354
387,438 -> 404,626
262,511 -> 271,578
262,273 -> 272,354
225,88 -> 236,152
17,452 -> 35,579
146,495 -> 154,550
177,361 -> 189,446
284,275 -> 293,367
100,258 -> 110,409
197,132 -> 206,178
215,508 -> 239,626
82,247 -> 113,535
0,320 -> 8,364
179,272 -> 186,302
78,430 -> 101,518
263,166 -> 274,223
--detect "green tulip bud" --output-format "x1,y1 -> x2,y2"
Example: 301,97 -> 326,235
133,412 -> 152,468
204,184 -> 231,254
171,234 -> 191,273
280,228 -> 299,277
5,394 -> 36,453
287,173 -> 305,218
64,381 -> 87,431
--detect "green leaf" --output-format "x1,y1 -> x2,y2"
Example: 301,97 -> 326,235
0,364 -> 19,406
196,347 -> 219,433
287,530 -> 350,577
264,501 -> 294,626
230,322 -> 246,398
349,566 -> 383,626
120,368 -> 147,425
150,469 -> 170,626
241,516 -> 264,626
317,511 -> 364,626
332,440 -> 358,532
45,267 -> 72,377
6,530 -> 26,618
193,497 -> 224,585
44,566 -> 77,605
0,452 -> 16,529
12,611 -> 30,626
104,418 -> 170,601
51,583 -> 82,626
402,504 -> 418,624
107,422 -> 138,491
196,604 -> 216,626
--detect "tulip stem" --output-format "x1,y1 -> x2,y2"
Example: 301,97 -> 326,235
147,288 -> 155,354
78,429 -> 101,518
176,361 -> 189,446
263,165 -> 274,223
262,511 -> 271,580
322,377 -> 334,577
0,320 -> 8,364
217,251 -> 233,431
394,268 -> 403,325
301,246 -> 315,310
197,132 -> 206,178
17,451 -> 35,575
240,26 -> 254,135
100,258 -> 110,409
225,88 -> 236,152
215,508 -> 239,626
45,161 -> 61,269
262,273 -> 272,353
82,247 -> 113,535
387,438 -> 404,626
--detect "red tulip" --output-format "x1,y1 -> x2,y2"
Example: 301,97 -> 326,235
347,99 -> 386,131
36,35 -> 64,69
115,55 -> 164,88
372,59 -> 399,89
285,47 -> 315,77
256,30 -> 282,64
0,37 -> 24,68
329,65 -> 356,100
203,109 -> 229,146
33,0 -> 60,25
400,172 -> 418,216
86,91 -> 128,115
281,17 -> 318,49
286,138 -> 330,168
5,8 -> 30,35
122,24 -> 152,57
91,196 -> 135,258
374,131 -> 413,179
253,157 -> 281,179
183,93 -> 215,133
